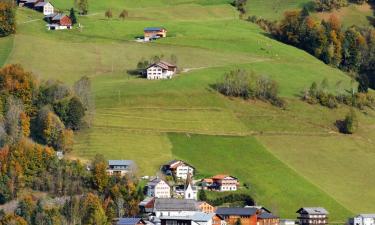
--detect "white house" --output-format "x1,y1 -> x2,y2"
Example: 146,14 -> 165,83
163,160 -> 194,180
146,61 -> 177,80
350,214 -> 375,225
34,1 -> 54,15
107,160 -> 136,176
147,178 -> 171,198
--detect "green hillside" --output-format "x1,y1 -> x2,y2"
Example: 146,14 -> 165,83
245,0 -> 373,27
1,0 -> 375,221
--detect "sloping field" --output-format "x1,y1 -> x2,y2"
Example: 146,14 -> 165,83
1,0 -> 374,221
168,133 -> 352,221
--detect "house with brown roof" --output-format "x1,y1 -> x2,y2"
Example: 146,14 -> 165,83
146,61 -> 177,80
34,1 -> 54,15
216,207 -> 258,225
162,160 -> 194,179
202,175 -> 239,192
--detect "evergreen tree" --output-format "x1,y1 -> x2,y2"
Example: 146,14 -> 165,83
342,109 -> 358,134
198,190 -> 207,201
69,8 -> 77,25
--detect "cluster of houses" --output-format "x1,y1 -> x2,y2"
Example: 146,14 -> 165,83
105,159 -> 374,225
17,0 -> 73,30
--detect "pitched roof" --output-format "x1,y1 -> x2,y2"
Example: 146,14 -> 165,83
147,178 -> 168,187
216,207 -> 258,216
296,208 -> 329,215
108,160 -> 135,167
154,198 -> 197,211
212,174 -> 237,180
144,27 -> 166,32
357,214 -> 375,218
159,212 -> 215,222
258,212 -> 279,219
52,13 -> 65,20
116,218 -> 145,225
35,1 -> 51,7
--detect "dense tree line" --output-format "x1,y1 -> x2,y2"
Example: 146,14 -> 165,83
250,9 -> 375,91
0,64 -> 143,224
215,69 -> 286,108
314,0 -> 372,11
0,1 -> 16,37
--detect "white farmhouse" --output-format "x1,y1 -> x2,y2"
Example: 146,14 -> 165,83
34,2 -> 54,15
146,61 -> 177,80
350,214 -> 375,225
147,178 -> 171,198
163,160 -> 194,180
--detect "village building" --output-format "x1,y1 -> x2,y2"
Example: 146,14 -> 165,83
146,61 -> 177,80
144,27 -> 167,41
153,198 -> 198,218
147,178 -> 171,198
45,13 -> 72,30
349,214 -> 375,225
159,212 -> 224,225
296,208 -> 328,225
23,0 -> 42,8
116,218 -> 147,225
202,175 -> 239,192
106,160 -> 136,176
245,206 -> 279,225
184,173 -> 198,200
162,160 -> 194,180
196,201 -> 216,214
34,1 -> 54,15
216,207 -> 258,225
139,197 -> 156,214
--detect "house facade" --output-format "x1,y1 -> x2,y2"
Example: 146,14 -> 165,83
216,207 -> 258,225
196,201 -> 216,214
144,27 -> 167,40
350,214 -> 375,225
146,61 -> 177,80
296,208 -> 328,225
147,178 -> 171,198
203,175 -> 239,192
34,2 -> 54,15
163,160 -> 194,179
45,13 -> 72,30
153,198 -> 198,218
106,160 -> 135,176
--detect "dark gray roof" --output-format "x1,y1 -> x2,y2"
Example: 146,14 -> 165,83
297,208 -> 329,215
154,198 -> 197,211
216,207 -> 258,216
258,212 -> 279,219
35,1 -> 50,7
116,218 -> 145,225
108,160 -> 135,167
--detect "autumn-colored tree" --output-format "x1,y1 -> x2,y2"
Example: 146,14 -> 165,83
105,9 -> 113,19
0,64 -> 37,114
80,193 -> 108,225
119,9 -> 128,20
0,2 -> 16,37
15,195 -> 36,224
0,213 -> 27,225
91,154 -> 108,192
19,112 -> 30,137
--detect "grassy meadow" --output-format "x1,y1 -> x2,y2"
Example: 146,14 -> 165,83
0,0 -> 374,221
